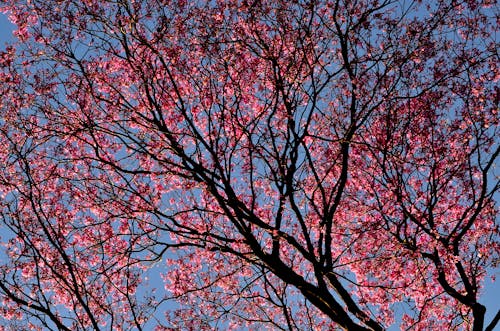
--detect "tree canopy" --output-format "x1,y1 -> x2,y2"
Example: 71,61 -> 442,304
0,0 -> 498,330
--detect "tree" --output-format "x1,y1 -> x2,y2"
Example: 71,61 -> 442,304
0,0 -> 498,329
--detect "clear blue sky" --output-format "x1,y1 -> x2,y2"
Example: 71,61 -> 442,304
0,13 -> 14,47
0,11 -> 498,330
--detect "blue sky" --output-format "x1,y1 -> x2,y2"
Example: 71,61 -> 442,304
0,11 -> 498,330
0,13 -> 14,47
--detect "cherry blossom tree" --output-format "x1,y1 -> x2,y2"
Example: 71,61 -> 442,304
0,0 -> 498,330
